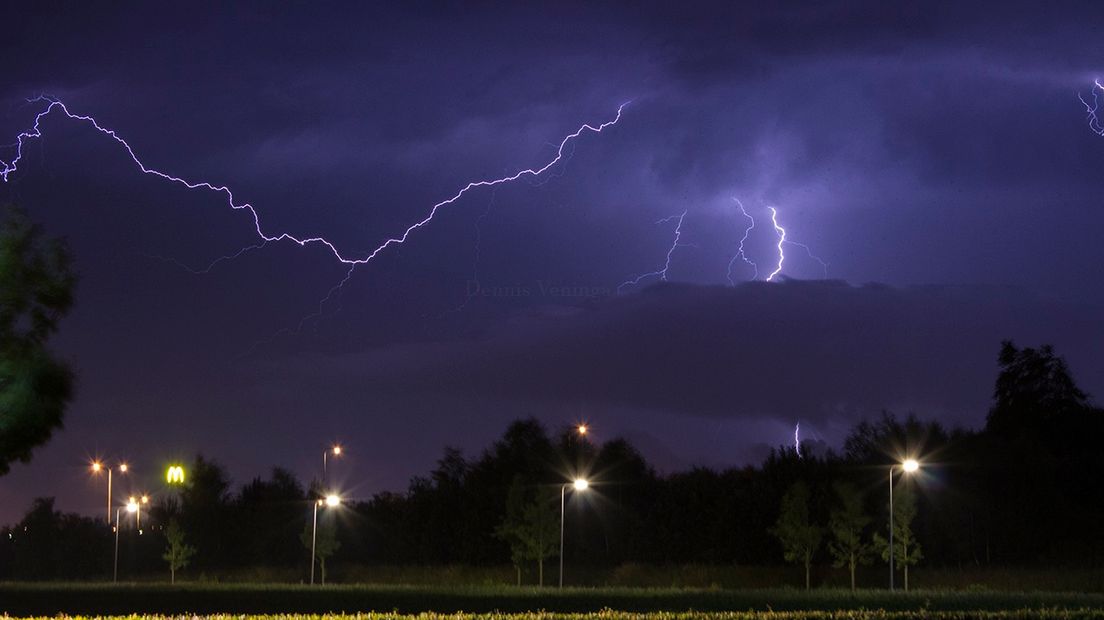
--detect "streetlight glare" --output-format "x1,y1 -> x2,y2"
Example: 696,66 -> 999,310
91,461 -> 102,473
573,478 -> 589,491
903,458 -> 920,473
118,463 -> 128,473
332,445 -> 342,456
125,501 -> 138,513
577,424 -> 588,436
324,494 -> 341,507
141,495 -> 150,504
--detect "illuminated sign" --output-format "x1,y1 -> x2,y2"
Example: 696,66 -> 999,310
166,465 -> 185,484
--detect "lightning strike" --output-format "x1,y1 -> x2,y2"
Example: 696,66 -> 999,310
766,207 -> 787,282
617,210 -> 688,293
726,197 -> 758,283
794,421 -> 802,457
764,205 -> 828,282
1,95 -> 629,281
1079,79 -> 1104,137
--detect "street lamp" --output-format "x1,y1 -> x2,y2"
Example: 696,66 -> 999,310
91,460 -> 129,525
323,445 -> 343,486
559,478 -> 589,588
310,494 -> 341,585
576,424 -> 588,436
131,495 -> 151,531
889,458 -> 920,591
113,500 -> 139,583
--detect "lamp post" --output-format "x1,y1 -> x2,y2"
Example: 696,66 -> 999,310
559,478 -> 588,588
131,495 -> 150,531
113,499 -> 139,583
310,494 -> 341,585
91,460 -> 129,525
889,458 -> 920,591
323,445 -> 342,486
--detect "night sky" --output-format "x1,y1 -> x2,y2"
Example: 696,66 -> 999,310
3,3 -> 1104,523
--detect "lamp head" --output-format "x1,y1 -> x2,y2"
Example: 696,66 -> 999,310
332,445 -> 342,456
91,461 -> 102,473
577,424 -> 588,436
324,494 -> 341,507
573,478 -> 589,491
125,501 -> 139,513
118,463 -> 128,473
902,458 -> 920,473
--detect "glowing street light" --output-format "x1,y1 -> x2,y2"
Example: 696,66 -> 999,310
113,500 -> 140,583
323,444 -> 343,486
559,478 -> 589,588
131,494 -> 151,531
310,493 -> 342,585
889,458 -> 921,591
90,460 -> 130,525
576,424 -> 588,436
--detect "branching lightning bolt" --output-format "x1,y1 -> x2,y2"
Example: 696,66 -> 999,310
1,95 -> 630,296
617,210 -> 688,293
764,205 -> 828,282
726,197 -> 758,284
1079,79 -> 1104,136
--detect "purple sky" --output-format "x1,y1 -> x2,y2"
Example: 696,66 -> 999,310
3,2 -> 1104,523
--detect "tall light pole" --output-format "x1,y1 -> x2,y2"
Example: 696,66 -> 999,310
92,460 -> 129,525
310,494 -> 341,585
323,445 -> 342,486
889,458 -> 920,591
131,495 -> 150,531
559,478 -> 589,588
113,499 -> 139,583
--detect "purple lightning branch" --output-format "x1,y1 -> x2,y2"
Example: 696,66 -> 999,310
1079,79 -> 1104,136
1,95 -> 629,273
617,210 -> 688,293
726,197 -> 758,284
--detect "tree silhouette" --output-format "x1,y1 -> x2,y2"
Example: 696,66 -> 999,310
875,486 -> 922,591
0,206 -> 76,475
827,480 -> 872,591
301,513 -> 340,584
772,481 -> 823,590
162,519 -> 195,584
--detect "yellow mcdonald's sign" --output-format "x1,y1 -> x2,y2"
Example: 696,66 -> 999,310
166,465 -> 186,484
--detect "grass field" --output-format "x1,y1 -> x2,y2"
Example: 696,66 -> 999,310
6,613 -> 1104,620
3,584 -> 1104,617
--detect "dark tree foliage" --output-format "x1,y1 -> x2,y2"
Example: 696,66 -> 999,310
5,342 -> 1104,579
0,498 -> 109,580
0,206 -> 76,475
987,340 -> 1097,446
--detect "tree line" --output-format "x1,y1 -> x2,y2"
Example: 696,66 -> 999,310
2,341 -> 1103,584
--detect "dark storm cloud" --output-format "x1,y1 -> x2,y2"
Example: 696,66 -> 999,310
271,280 -> 1104,429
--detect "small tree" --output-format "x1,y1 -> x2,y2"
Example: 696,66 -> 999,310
300,516 -> 340,584
495,477 -> 559,586
827,481 -> 873,591
162,519 -> 195,584
772,481 -> 823,590
875,486 -> 923,591
495,477 -> 529,585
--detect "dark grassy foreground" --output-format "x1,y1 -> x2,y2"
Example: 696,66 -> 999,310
6,613 -> 1104,620
3,584 -> 1104,617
